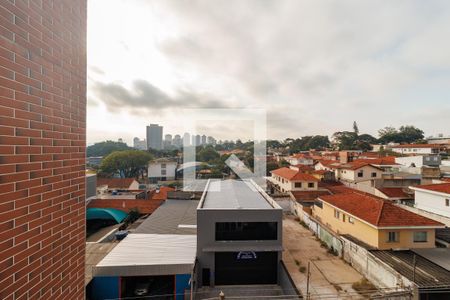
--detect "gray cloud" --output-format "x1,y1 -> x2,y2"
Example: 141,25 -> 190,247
91,79 -> 230,113
88,0 -> 450,140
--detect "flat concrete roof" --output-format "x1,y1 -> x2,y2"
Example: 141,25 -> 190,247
201,179 -> 276,209
134,199 -> 198,235
94,234 -> 196,276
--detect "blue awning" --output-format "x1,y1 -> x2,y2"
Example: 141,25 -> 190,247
86,208 -> 128,223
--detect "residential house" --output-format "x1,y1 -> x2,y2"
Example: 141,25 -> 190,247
395,155 -> 441,168
148,158 -> 178,183
335,162 -> 383,183
313,192 -> 444,250
268,167 -> 319,193
410,183 -> 450,219
286,153 -> 314,165
314,159 -> 341,171
390,144 -> 445,155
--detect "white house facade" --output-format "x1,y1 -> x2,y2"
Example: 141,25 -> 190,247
148,159 -> 177,183
410,183 -> 450,219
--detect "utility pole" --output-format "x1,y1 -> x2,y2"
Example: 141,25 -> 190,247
306,261 -> 311,300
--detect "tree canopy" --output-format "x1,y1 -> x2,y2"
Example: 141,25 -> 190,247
99,150 -> 153,178
378,125 -> 424,144
287,135 -> 330,153
197,146 -> 220,162
87,141 -> 132,157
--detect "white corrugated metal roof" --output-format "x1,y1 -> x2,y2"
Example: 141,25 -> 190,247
94,234 -> 196,276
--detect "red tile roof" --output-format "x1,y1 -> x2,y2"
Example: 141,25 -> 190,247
312,170 -> 329,175
291,164 -> 315,172
354,157 -> 398,166
271,167 -> 319,182
96,178 -> 137,189
291,190 -> 331,202
412,183 -> 450,195
150,186 -> 175,200
318,193 -> 444,227
337,161 -> 383,170
315,159 -> 340,168
378,187 -> 412,198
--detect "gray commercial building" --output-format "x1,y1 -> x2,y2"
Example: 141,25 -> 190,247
196,179 -> 283,287
146,124 -> 163,150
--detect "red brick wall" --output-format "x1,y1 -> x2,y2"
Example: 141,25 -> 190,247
0,1 -> 86,299
88,199 -> 165,214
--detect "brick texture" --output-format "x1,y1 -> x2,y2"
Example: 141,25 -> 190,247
0,1 -> 86,299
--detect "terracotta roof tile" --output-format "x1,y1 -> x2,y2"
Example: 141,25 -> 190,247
150,186 -> 175,201
291,190 -> 331,202
271,167 -> 319,181
318,192 -> 443,227
412,183 -> 450,195
378,187 -> 412,198
353,157 -> 398,165
337,161 -> 383,170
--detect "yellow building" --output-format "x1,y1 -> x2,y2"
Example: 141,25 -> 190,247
312,192 -> 444,250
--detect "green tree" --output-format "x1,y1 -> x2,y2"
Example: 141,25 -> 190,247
87,140 -> 132,157
100,150 -> 153,178
197,146 -> 220,162
353,121 -> 359,135
378,125 -> 424,144
398,126 -> 424,143
332,131 -> 358,150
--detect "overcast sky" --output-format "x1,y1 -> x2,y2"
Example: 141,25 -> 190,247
87,0 -> 450,145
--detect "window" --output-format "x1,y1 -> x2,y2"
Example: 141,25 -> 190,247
308,182 -> 314,188
348,217 -> 355,224
334,209 -> 340,219
357,171 -> 363,178
342,214 -> 346,222
295,182 -> 302,188
371,172 -> 377,177
387,232 -> 399,243
446,199 -> 449,207
413,231 -> 428,243
161,163 -> 166,168
161,169 -> 166,175
215,222 -> 277,241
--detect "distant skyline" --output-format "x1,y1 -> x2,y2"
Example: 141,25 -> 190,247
87,0 -> 450,145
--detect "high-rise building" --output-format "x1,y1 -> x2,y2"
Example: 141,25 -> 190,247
195,134 -> 201,146
201,134 -> 207,145
163,134 -> 172,149
0,1 -> 87,299
146,124 -> 163,150
183,132 -> 190,147
133,137 -> 147,150
173,134 -> 182,148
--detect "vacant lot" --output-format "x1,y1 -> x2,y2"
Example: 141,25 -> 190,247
283,215 -> 368,299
